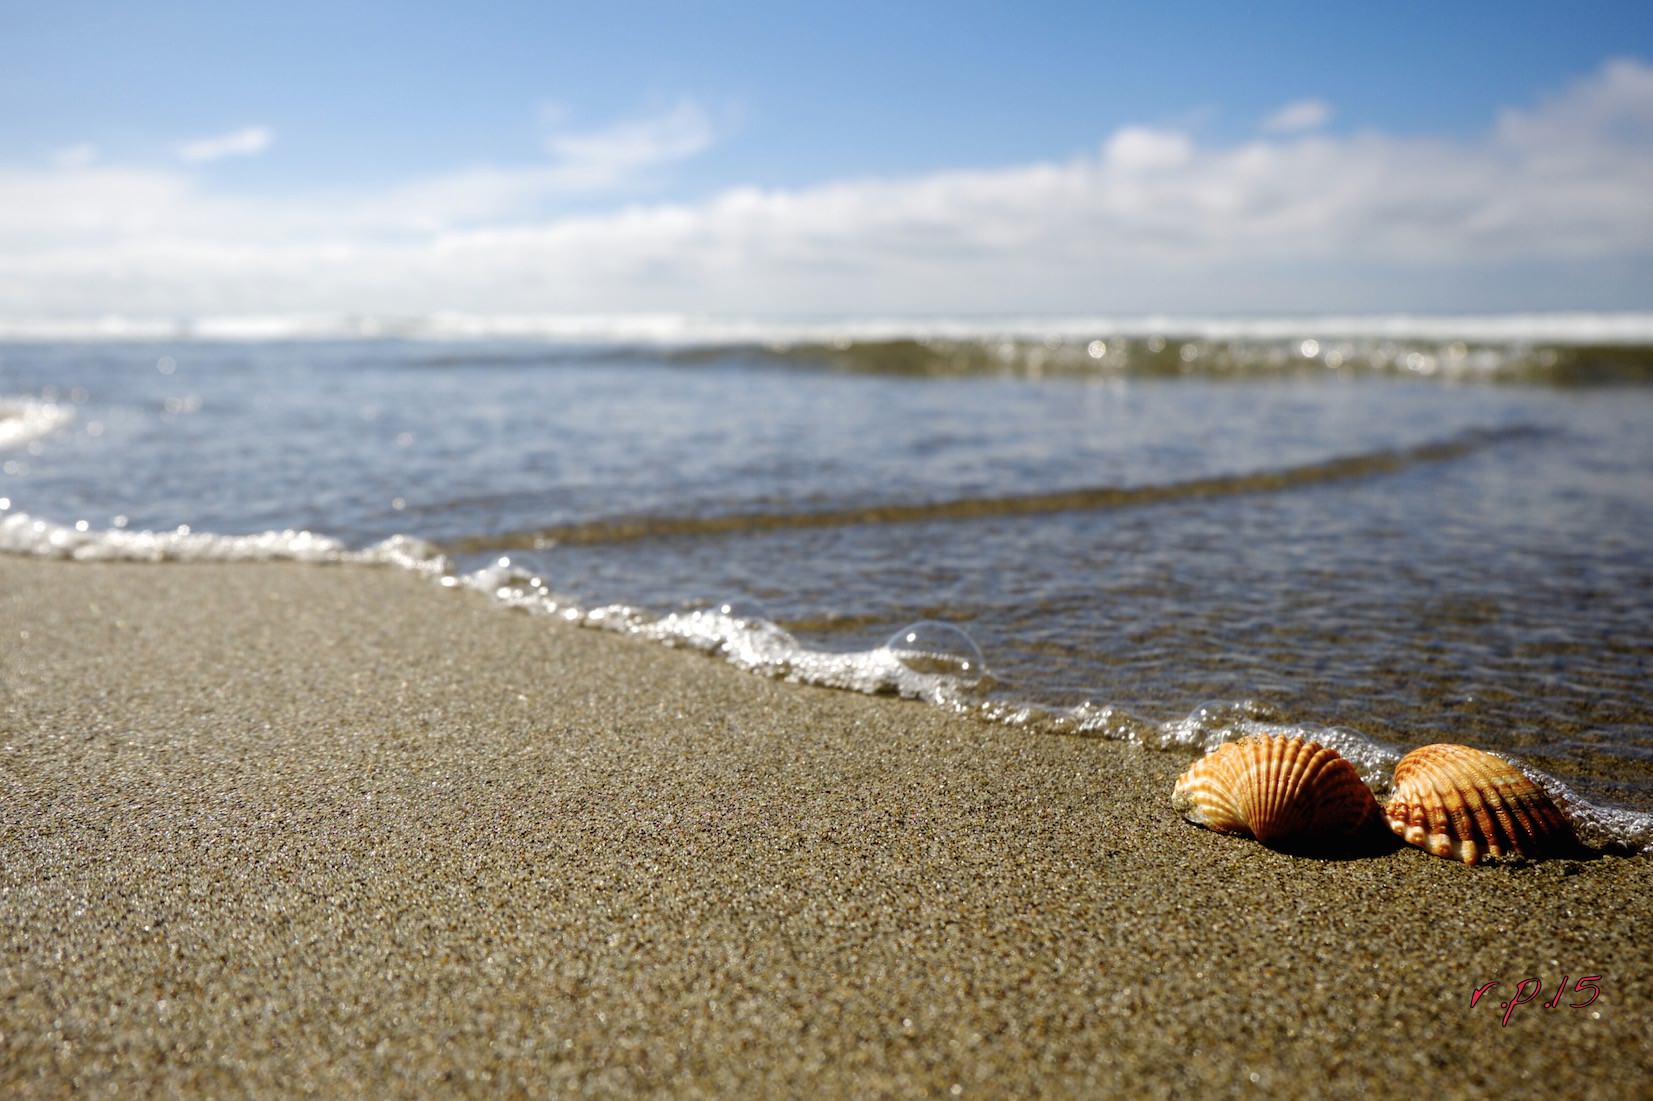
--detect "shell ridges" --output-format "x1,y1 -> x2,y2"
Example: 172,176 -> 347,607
1171,734 -> 1379,850
1383,743 -> 1575,865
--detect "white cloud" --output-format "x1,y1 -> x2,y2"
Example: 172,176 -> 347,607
1261,98 -> 1332,133
2,61 -> 1651,316
544,100 -> 715,188
369,101 -> 722,230
1103,127 -> 1194,171
175,126 -> 273,163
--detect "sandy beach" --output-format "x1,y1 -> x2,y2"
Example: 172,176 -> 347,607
2,555 -> 1649,1098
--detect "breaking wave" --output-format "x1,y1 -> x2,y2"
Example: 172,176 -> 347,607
4,311 -> 1653,383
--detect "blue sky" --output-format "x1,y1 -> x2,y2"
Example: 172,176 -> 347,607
2,2 -> 1651,317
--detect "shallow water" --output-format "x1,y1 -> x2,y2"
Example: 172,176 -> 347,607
4,326 -> 1652,829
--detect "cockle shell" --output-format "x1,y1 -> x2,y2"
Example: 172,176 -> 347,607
1384,744 -> 1575,865
1172,735 -> 1380,849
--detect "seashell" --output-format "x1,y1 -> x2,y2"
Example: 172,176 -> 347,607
1384,744 -> 1575,865
1172,735 -> 1380,849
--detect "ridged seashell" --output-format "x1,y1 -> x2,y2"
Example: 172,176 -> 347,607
1384,744 -> 1575,865
1172,735 -> 1380,849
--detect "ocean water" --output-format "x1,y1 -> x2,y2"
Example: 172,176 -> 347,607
5,316 -> 1653,848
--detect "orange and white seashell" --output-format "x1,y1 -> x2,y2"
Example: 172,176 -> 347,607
1384,744 -> 1575,865
1172,735 -> 1380,849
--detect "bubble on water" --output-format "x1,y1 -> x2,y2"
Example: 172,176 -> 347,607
1156,698 -> 1290,752
1187,698 -> 1282,730
1067,700 -> 1156,742
884,621 -> 986,683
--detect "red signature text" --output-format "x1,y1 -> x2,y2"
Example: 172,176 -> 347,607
1470,976 -> 1601,1026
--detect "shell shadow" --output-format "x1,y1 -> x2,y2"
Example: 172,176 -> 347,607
1263,817 -> 1406,862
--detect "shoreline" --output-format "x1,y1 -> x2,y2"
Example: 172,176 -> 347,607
4,556 -> 1650,1096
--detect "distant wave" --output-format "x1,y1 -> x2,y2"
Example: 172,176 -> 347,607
667,335 -> 1653,384
5,312 -> 1652,382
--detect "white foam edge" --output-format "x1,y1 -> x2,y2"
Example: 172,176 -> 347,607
0,508 -> 446,572
451,562 -> 987,706
5,508 -> 1649,853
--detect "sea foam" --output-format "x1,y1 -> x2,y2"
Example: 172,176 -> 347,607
0,508 -> 446,572
5,505 -> 1651,855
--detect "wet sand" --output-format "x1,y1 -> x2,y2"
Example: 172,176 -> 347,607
2,556 -> 1649,1098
